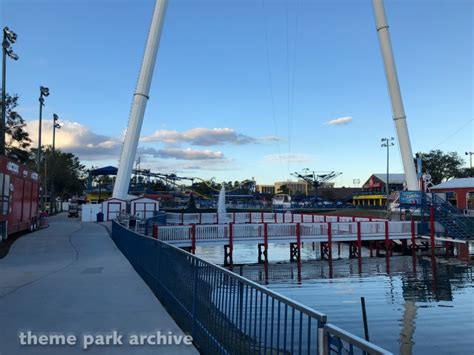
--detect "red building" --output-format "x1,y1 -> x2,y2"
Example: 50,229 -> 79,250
430,178 -> 474,212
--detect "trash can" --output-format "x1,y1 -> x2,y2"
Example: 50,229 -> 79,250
96,212 -> 104,222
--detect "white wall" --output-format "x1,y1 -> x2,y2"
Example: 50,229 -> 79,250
81,204 -> 103,222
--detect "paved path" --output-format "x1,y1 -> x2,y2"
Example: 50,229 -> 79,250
0,214 -> 198,355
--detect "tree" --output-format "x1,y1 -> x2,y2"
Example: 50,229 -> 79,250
421,150 -> 464,185
456,167 -> 474,178
2,94 -> 32,164
277,184 -> 290,195
187,193 -> 197,212
37,147 -> 86,200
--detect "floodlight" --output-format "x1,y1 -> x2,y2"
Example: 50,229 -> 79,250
3,27 -> 17,43
6,49 -> 18,60
40,86 -> 49,97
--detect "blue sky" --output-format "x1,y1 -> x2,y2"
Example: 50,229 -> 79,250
2,0 -> 472,186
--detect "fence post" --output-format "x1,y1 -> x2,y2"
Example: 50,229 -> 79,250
264,222 -> 268,262
357,221 -> 361,256
181,211 -> 184,225
229,222 -> 234,264
430,206 -> 435,257
296,222 -> 301,262
249,212 -> 252,224
274,213 -> 277,223
261,211 -> 264,223
199,212 -> 202,224
385,220 -> 390,255
191,224 -> 196,254
328,222 -> 332,260
233,212 -> 236,224
152,223 -> 158,239
291,213 -> 294,223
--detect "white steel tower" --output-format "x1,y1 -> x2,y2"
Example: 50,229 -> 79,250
113,0 -> 168,199
372,0 -> 419,191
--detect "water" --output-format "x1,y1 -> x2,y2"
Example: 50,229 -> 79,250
195,244 -> 474,354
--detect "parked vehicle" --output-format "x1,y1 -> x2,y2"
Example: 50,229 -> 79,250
68,204 -> 79,218
0,156 -> 40,241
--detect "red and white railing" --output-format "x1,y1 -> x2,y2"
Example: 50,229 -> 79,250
153,220 -> 415,247
165,212 -> 386,226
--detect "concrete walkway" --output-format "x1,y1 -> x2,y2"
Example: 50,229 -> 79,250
0,214 -> 198,355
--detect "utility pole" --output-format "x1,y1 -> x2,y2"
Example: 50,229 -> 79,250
381,137 -> 395,211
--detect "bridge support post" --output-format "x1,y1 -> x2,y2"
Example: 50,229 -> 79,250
384,220 -> 392,256
290,223 -> 301,262
258,243 -> 268,264
258,223 -> 269,263
152,223 -> 158,239
224,245 -> 233,266
290,243 -> 299,262
224,223 -> 233,266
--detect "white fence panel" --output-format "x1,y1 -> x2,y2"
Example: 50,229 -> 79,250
360,222 -> 386,235
158,226 -> 190,242
233,224 -> 262,240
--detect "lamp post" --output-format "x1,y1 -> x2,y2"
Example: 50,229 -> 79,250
38,86 -> 49,210
37,86 -> 49,171
381,137 -> 395,211
50,114 -> 61,214
465,152 -> 473,169
1,26 -> 19,156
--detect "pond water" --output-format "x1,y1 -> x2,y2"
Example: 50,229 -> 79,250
195,243 -> 474,354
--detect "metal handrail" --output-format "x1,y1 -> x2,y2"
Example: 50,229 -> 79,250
119,219 -> 327,323
112,220 -> 391,354
323,324 -> 392,355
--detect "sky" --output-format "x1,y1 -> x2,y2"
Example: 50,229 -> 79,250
1,0 -> 473,187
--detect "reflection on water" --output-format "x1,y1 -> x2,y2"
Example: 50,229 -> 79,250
196,244 -> 474,354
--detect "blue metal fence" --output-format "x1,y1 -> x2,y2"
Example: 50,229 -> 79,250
111,220 -> 391,355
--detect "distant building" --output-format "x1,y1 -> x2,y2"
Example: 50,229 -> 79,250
430,178 -> 474,212
275,180 -> 311,196
256,184 -> 276,195
353,173 -> 405,207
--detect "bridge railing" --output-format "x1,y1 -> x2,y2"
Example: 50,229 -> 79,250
112,221 -> 392,355
164,212 -> 387,226
151,221 -> 414,245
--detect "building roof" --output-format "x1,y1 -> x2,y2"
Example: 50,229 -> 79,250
373,173 -> 406,184
431,178 -> 474,190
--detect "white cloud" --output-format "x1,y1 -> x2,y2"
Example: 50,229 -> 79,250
140,127 -> 258,146
264,153 -> 314,164
25,120 -> 122,161
326,116 -> 353,125
138,147 -> 225,160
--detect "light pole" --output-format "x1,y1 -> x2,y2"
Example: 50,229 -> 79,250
1,26 -> 19,156
465,152 -> 473,169
37,86 -> 49,171
381,137 -> 395,211
37,86 -> 49,210
50,114 -> 61,214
